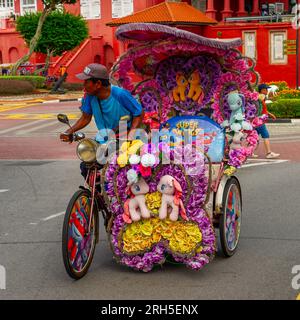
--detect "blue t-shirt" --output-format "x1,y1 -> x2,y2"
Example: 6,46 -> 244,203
80,86 -> 142,143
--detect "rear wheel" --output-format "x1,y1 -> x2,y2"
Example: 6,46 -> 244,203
62,189 -> 97,279
219,177 -> 242,257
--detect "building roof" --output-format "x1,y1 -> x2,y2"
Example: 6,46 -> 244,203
107,2 -> 217,27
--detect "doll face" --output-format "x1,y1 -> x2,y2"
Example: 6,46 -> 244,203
157,175 -> 175,195
130,178 -> 150,195
228,93 -> 243,112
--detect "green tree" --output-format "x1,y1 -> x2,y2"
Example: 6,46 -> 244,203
16,11 -> 88,74
11,0 -> 77,75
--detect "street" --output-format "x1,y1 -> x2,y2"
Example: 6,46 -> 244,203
0,101 -> 300,300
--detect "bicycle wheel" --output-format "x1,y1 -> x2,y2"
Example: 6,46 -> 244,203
62,189 -> 97,279
219,177 -> 242,257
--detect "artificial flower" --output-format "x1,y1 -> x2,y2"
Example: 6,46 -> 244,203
141,153 -> 156,167
139,164 -> 152,177
127,169 -> 138,185
129,154 -> 141,165
117,152 -> 128,167
145,191 -> 162,215
127,140 -> 144,155
224,166 -> 237,176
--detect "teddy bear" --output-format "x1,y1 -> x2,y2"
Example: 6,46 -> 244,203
173,72 -> 189,102
187,70 -> 204,102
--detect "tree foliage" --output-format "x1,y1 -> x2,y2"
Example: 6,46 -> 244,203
42,0 -> 77,10
11,0 -> 78,75
16,11 -> 89,57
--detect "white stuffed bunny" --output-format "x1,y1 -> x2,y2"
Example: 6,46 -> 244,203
123,177 -> 150,223
157,175 -> 188,222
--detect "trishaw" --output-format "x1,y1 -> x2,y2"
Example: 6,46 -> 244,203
59,23 -> 265,279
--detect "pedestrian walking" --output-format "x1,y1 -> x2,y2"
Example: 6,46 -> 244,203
252,83 -> 280,159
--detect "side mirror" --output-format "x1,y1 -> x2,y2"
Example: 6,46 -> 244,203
57,114 -> 70,125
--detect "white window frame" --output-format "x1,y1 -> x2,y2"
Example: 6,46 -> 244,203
243,31 -> 257,60
20,0 -> 37,16
269,30 -> 287,65
80,0 -> 101,20
0,0 -> 14,19
112,0 -> 133,19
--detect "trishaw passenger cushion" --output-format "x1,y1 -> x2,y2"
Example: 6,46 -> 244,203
160,116 -> 225,163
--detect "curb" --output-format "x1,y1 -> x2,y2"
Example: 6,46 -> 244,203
267,119 -> 300,124
42,98 -> 82,104
0,98 -> 82,105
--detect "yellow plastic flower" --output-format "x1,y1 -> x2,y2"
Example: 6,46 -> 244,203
122,217 -> 203,255
117,152 -> 129,167
224,166 -> 237,176
127,140 -> 144,155
145,192 -> 162,215
140,220 -> 153,236
120,141 -> 131,153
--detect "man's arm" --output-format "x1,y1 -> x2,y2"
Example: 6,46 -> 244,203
128,110 -> 144,140
60,112 -> 92,142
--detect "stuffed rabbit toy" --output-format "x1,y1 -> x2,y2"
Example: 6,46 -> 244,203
157,175 -> 188,222
123,177 -> 150,224
222,91 -> 252,133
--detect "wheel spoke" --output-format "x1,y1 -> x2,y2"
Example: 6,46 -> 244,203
67,195 -> 95,274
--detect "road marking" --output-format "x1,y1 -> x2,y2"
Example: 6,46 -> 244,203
42,211 -> 65,221
0,189 -> 9,193
0,119 -> 48,135
0,103 -> 38,113
29,222 -> 38,225
243,159 -> 289,168
16,120 -> 59,135
0,113 -> 80,120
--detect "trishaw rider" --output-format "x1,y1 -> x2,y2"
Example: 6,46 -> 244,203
60,63 -> 143,178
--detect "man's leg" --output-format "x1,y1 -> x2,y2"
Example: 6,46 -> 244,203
263,138 -> 272,154
260,125 -> 280,159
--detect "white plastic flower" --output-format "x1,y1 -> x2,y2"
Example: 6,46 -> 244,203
129,154 -> 141,165
127,169 -> 138,185
234,113 -> 244,121
141,153 -> 156,167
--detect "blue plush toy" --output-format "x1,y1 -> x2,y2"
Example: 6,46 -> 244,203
221,91 -> 252,132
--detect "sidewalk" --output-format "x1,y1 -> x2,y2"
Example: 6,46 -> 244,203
0,91 -> 83,105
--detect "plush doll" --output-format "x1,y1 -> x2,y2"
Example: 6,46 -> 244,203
188,70 -> 204,102
157,175 -> 188,222
123,177 -> 150,224
173,72 -> 189,102
230,131 -> 246,150
222,91 -> 252,132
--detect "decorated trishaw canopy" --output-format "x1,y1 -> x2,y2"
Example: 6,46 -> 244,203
116,23 -> 242,50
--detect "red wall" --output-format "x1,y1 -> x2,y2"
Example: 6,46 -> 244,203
0,0 -> 298,88
203,22 -> 299,88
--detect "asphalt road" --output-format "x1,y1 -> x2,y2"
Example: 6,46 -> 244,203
0,101 -> 299,300
0,159 -> 299,300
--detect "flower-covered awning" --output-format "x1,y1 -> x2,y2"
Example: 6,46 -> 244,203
116,23 -> 242,50
111,23 -> 244,81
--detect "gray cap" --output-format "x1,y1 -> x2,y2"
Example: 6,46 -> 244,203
76,63 -> 109,80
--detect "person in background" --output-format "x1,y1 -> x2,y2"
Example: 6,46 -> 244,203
252,83 -> 280,159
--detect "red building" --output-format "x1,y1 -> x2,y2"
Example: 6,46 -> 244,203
0,0 -> 298,87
